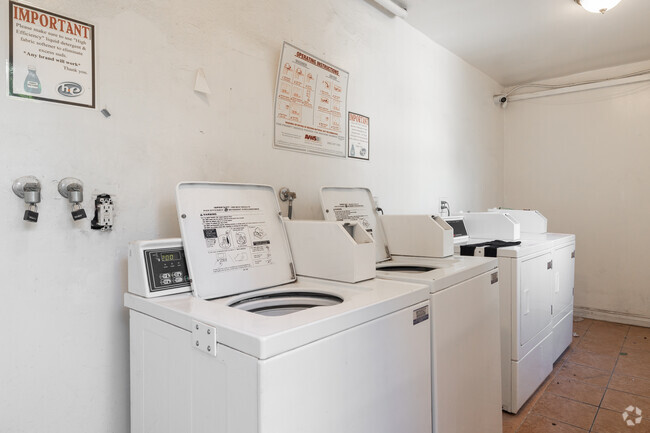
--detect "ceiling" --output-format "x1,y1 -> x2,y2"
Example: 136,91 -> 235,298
402,0 -> 650,87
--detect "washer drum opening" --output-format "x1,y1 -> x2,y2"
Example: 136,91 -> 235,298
229,292 -> 343,317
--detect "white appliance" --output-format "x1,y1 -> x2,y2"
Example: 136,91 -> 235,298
449,212 -> 575,414
488,208 -> 548,234
124,183 -> 433,433
320,186 -> 503,433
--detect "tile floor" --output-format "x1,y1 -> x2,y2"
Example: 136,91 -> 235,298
503,318 -> 650,433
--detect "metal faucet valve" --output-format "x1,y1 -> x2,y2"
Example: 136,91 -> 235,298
58,178 -> 87,221
279,187 -> 297,220
13,176 -> 41,223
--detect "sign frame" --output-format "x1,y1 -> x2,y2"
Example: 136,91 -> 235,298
347,112 -> 370,160
8,1 -> 96,108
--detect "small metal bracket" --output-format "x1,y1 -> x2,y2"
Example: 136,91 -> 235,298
192,320 -> 217,356
547,260 -> 553,270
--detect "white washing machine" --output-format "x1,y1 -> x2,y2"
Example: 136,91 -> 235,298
320,187 -> 503,433
453,211 -> 575,414
124,182 -> 433,433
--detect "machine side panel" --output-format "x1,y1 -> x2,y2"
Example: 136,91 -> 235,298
500,258 -> 514,411
258,301 -> 432,433
431,270 -> 502,433
191,344 -> 259,433
130,311 -> 259,433
130,311 -> 192,433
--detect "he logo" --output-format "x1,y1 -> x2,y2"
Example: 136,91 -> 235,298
57,82 -> 84,97
622,406 -> 642,427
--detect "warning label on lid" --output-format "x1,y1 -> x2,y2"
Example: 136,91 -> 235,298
199,205 -> 273,273
331,202 -> 374,233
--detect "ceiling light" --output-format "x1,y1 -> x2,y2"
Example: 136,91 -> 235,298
574,0 -> 622,14
371,0 -> 408,18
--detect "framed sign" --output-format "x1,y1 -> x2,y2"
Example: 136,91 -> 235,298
9,1 -> 95,108
348,112 -> 369,160
274,42 -> 349,158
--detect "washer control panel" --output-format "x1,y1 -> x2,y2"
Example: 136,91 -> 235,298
128,239 -> 192,298
145,247 -> 190,292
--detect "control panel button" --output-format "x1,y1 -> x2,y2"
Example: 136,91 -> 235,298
161,273 -> 171,279
172,272 -> 183,278
162,279 -> 172,285
174,277 -> 183,283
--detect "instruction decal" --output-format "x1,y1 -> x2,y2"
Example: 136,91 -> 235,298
331,201 -> 375,235
200,205 -> 273,273
9,1 -> 95,108
273,42 -> 349,158
348,112 -> 369,160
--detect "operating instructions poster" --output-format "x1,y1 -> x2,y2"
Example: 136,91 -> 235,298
274,42 -> 349,158
9,1 -> 95,108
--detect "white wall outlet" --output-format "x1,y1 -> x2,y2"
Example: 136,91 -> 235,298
438,197 -> 450,216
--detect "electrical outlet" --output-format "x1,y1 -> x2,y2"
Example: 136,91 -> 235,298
438,197 -> 449,216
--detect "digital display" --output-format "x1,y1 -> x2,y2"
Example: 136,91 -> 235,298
161,252 -> 178,262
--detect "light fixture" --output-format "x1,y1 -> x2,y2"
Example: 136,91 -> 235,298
574,0 -> 622,14
371,0 -> 408,18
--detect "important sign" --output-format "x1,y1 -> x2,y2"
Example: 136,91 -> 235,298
9,2 -> 95,108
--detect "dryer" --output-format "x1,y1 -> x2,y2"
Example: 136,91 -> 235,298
124,182 -> 433,433
320,187 -> 503,433
453,211 -> 575,413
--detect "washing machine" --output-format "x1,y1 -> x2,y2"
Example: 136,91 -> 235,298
320,186 -> 503,433
124,182 -> 433,433
453,211 -> 575,414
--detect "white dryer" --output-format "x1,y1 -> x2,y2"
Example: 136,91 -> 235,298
454,211 -> 575,414
124,183 -> 433,433
320,187 -> 503,433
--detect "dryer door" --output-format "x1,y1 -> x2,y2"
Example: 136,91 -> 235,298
519,252 -> 553,348
552,244 -> 575,316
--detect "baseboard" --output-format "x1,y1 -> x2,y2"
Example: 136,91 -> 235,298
574,307 -> 650,328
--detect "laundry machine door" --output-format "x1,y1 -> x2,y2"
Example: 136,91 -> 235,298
552,243 -> 575,316
518,252 -> 553,349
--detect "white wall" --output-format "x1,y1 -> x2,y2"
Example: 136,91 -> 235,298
504,60 -> 650,324
0,1 -> 503,432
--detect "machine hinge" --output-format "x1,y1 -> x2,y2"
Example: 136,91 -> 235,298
491,272 -> 499,285
551,305 -> 553,315
571,251 -> 575,259
547,260 -> 553,270
192,321 -> 217,357
289,262 -> 296,279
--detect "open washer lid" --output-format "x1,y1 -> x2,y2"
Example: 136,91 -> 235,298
320,187 -> 390,263
176,182 -> 296,299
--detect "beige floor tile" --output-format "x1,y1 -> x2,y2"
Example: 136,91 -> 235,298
502,411 -> 525,433
587,322 -> 630,340
577,336 -> 623,356
592,407 -> 650,433
546,375 -> 606,406
610,374 -> 650,398
623,334 -> 650,353
628,326 -> 650,338
615,349 -> 650,380
572,319 -> 593,334
600,388 -> 650,412
568,348 -> 618,372
516,413 -> 588,433
531,392 -> 598,430
558,362 -> 611,387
